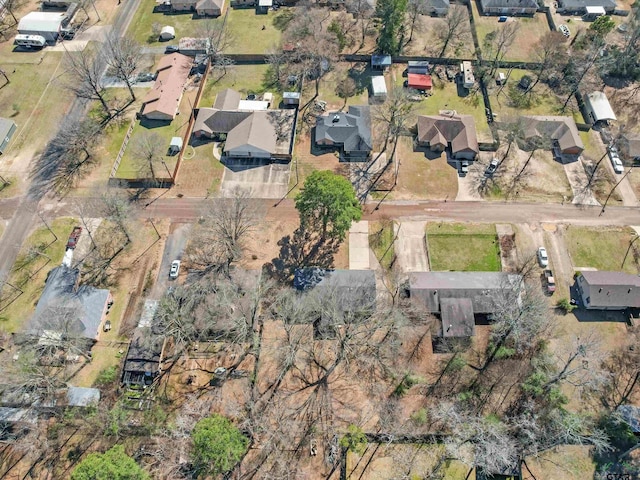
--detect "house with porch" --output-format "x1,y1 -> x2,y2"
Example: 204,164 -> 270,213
417,113 -> 479,160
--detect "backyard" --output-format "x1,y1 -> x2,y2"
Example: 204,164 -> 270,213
564,226 -> 640,274
127,1 -> 282,54
472,1 -> 552,62
198,64 -> 280,108
426,222 -> 501,271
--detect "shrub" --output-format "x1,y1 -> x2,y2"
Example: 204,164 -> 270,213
339,424 -> 367,455
556,297 -> 576,314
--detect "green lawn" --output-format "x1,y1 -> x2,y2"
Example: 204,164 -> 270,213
369,220 -> 396,270
199,64 -> 280,107
565,226 -> 640,274
426,222 -> 501,271
128,0 -> 282,53
0,218 -> 78,333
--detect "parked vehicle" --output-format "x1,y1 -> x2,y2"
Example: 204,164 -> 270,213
136,72 -> 155,82
459,161 -> 469,177
164,45 -> 179,53
558,24 -> 570,38
485,158 -> 499,176
544,269 -> 556,294
66,226 -> 82,250
169,260 -> 180,279
14,34 -> 46,48
608,146 -> 624,174
537,247 -> 549,267
103,320 -> 112,332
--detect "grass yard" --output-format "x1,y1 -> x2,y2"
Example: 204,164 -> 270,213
405,8 -> 475,59
310,64 -> 372,112
565,226 -> 640,274
426,222 -> 501,271
488,69 -> 582,123
128,0 -> 282,53
524,446 -> 597,480
199,64 -> 279,107
114,87 -> 197,179
472,1 -> 552,62
70,345 -> 124,388
0,52 -> 73,156
0,217 -> 77,333
175,140 -> 226,196
369,219 -> 396,270
391,66 -> 493,143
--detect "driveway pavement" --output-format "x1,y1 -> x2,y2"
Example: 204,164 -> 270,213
348,221 -> 370,270
150,223 -> 192,299
394,221 -> 429,272
220,160 -> 290,199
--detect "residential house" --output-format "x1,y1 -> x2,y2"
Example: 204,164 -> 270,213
417,113 -> 479,160
0,118 -> 17,155
408,272 -> 522,341
478,0 -> 538,15
576,271 -> 640,310
521,116 -> 584,158
407,73 -> 433,92
371,54 -> 392,71
27,265 -> 112,342
619,134 -> 640,165
424,0 -> 449,16
17,11 -> 65,44
141,53 -> 192,121
169,0 -> 225,16
585,91 -> 616,126
315,105 -> 372,159
193,88 -> 295,160
557,0 -> 616,14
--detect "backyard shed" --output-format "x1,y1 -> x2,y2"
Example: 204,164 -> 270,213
283,91 -> 300,106
258,0 -> 272,12
0,118 -> 17,155
460,61 -> 475,89
371,54 -> 392,71
371,75 -> 387,99
168,136 -> 183,155
584,5 -> 606,16
585,91 -> 616,125
407,73 -> 433,91
262,92 -> 273,106
407,61 -> 430,75
159,25 -> 175,40
17,11 -> 65,44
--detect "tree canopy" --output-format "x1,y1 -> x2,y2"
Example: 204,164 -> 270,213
191,414 -> 249,476
70,445 -> 148,480
375,0 -> 408,54
295,170 -> 362,241
589,15 -> 615,38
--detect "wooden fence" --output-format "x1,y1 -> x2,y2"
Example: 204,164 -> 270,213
109,119 -> 136,179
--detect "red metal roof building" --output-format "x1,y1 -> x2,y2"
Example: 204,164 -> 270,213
407,73 -> 433,91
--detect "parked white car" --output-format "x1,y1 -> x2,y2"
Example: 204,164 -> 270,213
169,260 -> 181,279
558,24 -> 570,38
608,146 -> 624,174
537,247 -> 549,267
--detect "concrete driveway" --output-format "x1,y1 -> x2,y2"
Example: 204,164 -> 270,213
150,223 -> 192,299
220,160 -> 290,199
394,221 -> 429,272
348,221 -> 370,270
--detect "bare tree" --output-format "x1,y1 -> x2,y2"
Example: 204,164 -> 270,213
483,23 -> 520,76
197,19 -> 233,63
103,34 -> 143,102
375,87 -> 417,155
529,31 -> 566,92
599,331 -> 640,408
130,132 -> 166,180
437,5 -> 469,57
64,46 -> 110,117
335,74 -> 357,108
346,0 -> 375,48
405,0 -> 426,44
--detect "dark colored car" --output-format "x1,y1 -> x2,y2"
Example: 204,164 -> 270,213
165,45 -> 179,53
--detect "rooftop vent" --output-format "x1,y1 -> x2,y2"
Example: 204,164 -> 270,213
332,114 -> 340,123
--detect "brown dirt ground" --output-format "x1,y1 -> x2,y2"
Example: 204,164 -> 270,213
404,10 -> 476,59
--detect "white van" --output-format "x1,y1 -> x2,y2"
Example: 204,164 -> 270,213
14,34 -> 46,48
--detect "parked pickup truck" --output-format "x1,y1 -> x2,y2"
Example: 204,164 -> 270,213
66,226 -> 82,250
544,269 -> 556,294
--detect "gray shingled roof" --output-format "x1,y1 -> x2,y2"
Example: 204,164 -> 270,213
579,271 -> 640,308
480,0 -> 538,8
293,268 -> 377,312
213,88 -> 241,110
66,386 -> 100,407
409,272 -> 522,314
440,298 -> 475,337
559,0 -> 616,8
426,0 -> 449,8
28,265 -> 110,340
617,405 -> 640,433
315,106 -> 372,154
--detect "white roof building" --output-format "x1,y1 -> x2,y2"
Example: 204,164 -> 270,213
371,76 -> 387,98
238,100 -> 269,111
585,91 -> 616,124
18,12 -> 65,33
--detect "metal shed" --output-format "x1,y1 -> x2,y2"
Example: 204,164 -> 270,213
371,76 -> 387,99
283,91 -> 300,106
17,11 -> 65,44
585,91 -> 616,125
168,136 -> 183,155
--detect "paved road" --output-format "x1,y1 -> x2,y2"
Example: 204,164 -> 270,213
0,0 -> 142,281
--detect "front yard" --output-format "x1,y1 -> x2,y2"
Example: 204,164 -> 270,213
565,226 -> 640,274
426,222 -> 501,271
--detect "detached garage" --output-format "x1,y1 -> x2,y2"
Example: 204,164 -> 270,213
17,12 -> 65,44
371,76 -> 387,100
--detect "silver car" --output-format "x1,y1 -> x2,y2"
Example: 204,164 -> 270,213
537,247 -> 549,267
609,147 -> 624,174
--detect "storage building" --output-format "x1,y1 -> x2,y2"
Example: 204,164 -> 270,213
17,11 -> 65,44
371,75 -> 387,100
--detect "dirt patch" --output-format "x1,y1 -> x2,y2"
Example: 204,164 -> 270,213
241,218 -> 299,270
